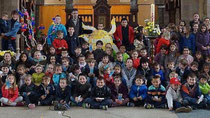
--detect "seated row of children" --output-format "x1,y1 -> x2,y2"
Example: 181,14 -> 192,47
0,69 -> 209,112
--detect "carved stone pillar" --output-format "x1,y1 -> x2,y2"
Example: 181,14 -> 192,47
130,0 -> 138,27
65,0 -> 74,20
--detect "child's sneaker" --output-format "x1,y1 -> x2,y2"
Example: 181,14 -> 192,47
100,105 -> 108,110
16,102 -> 24,106
83,103 -> 90,108
197,95 -> 204,104
144,103 -> 154,109
127,102 -> 135,107
175,106 -> 192,113
70,102 -> 77,106
28,104 -> 35,109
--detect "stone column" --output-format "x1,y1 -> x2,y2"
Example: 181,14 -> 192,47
65,0 -> 74,20
207,0 -> 210,18
181,0 -> 199,24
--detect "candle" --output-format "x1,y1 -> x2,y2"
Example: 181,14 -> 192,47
151,4 -> 155,28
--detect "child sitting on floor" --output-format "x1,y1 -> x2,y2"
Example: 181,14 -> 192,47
0,74 -> 23,106
166,77 -> 192,112
110,76 -> 129,107
38,76 -> 55,106
145,74 -> 166,109
84,78 -> 112,110
129,75 -> 147,107
20,74 -> 38,109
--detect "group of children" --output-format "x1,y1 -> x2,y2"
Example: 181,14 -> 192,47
0,12 -> 209,113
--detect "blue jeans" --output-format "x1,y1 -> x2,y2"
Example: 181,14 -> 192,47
173,101 -> 182,109
87,77 -> 97,87
40,95 -> 54,105
183,97 -> 207,108
85,98 -> 112,109
146,97 -> 166,108
22,94 -> 38,105
70,96 -> 88,106
204,94 -> 210,105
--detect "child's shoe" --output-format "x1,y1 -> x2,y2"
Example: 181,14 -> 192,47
127,102 -> 135,107
175,106 -> 192,113
28,104 -> 35,109
83,103 -> 90,108
16,102 -> 24,106
144,103 -> 154,109
100,105 -> 108,110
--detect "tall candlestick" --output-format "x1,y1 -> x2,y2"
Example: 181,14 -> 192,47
151,4 -> 155,28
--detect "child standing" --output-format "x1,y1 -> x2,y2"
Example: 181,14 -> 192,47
145,75 -> 166,109
38,76 -> 55,106
196,24 -> 210,56
166,77 -> 192,112
152,63 -> 165,87
84,59 -> 98,87
85,78 -> 112,110
20,74 -> 38,109
45,64 -> 55,83
137,58 -> 152,86
0,74 -> 23,106
122,58 -> 137,89
129,75 -> 147,107
93,40 -> 105,63
131,50 -> 140,69
16,64 -> 27,88
52,30 -> 68,55
114,52 -> 125,68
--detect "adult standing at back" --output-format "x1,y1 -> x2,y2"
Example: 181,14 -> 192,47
1,10 -> 20,52
65,9 -> 84,37
47,15 -> 67,46
114,18 -> 134,51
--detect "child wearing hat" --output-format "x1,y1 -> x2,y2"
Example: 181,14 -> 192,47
166,77 -> 192,112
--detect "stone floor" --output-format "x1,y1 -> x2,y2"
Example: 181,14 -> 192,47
0,106 -> 209,118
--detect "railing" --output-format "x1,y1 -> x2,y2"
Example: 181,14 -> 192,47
111,14 -> 131,25
79,15 -> 93,26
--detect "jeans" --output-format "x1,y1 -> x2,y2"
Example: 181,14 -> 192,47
2,37 -> 16,51
146,97 -> 166,108
0,96 -> 23,106
204,94 -> 210,105
130,99 -> 145,106
22,94 -> 38,105
173,101 -> 182,109
87,77 -> 97,87
85,98 -> 112,109
183,97 -> 207,108
40,95 -> 54,105
70,96 -> 88,106
112,98 -> 129,107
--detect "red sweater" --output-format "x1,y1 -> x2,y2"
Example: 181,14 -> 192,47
156,38 -> 170,54
132,58 -> 140,69
2,84 -> 19,102
52,38 -> 68,54
114,25 -> 134,48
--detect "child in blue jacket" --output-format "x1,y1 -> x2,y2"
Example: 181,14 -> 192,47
129,75 -> 147,106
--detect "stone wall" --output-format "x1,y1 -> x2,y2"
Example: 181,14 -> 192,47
0,0 -> 19,18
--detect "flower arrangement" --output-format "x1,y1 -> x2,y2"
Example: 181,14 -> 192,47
144,19 -> 161,36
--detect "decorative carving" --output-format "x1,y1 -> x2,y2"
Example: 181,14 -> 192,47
94,0 -> 111,29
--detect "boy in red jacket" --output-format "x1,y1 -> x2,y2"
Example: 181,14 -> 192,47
52,30 -> 68,55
